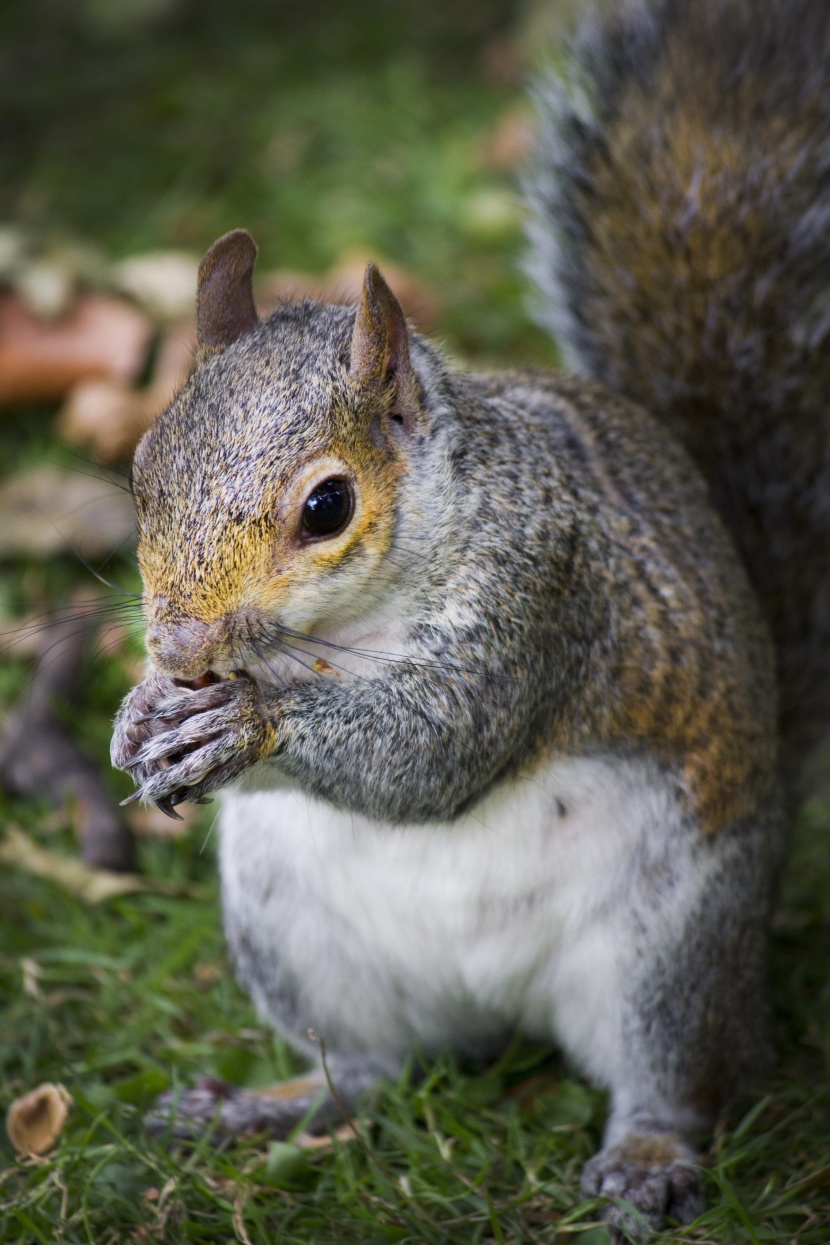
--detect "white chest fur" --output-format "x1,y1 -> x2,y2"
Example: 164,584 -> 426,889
219,752 -> 710,1081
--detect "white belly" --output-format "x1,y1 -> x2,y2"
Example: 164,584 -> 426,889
219,752 -> 703,1076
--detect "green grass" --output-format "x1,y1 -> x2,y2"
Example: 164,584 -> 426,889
1,1 -> 830,1241
1,801 -> 829,1243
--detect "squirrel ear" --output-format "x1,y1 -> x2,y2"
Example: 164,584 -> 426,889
196,229 -> 259,356
349,263 -> 420,425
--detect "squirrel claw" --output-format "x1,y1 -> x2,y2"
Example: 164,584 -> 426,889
156,795 -> 186,821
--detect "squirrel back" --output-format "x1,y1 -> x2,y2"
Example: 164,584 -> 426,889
526,0 -> 830,784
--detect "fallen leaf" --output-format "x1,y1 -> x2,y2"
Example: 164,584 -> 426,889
0,826 -> 207,902
233,1187 -> 255,1245
7,238 -> 108,318
114,251 -> 200,321
0,466 -> 136,559
13,259 -> 75,320
295,1122 -> 358,1150
0,292 -> 153,405
55,378 -> 156,463
151,319 -> 196,396
56,320 -> 195,462
6,1083 -> 72,1156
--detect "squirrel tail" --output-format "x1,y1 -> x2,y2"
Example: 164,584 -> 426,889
525,0 -> 830,784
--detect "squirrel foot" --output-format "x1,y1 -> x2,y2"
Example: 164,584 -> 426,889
580,1133 -> 703,1242
146,1059 -> 383,1146
146,1071 -> 338,1144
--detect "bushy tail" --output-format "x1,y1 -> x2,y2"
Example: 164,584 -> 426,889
526,0 -> 830,783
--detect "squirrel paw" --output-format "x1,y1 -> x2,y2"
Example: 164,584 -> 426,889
146,1073 -> 333,1144
580,1134 -> 703,1242
111,671 -> 275,813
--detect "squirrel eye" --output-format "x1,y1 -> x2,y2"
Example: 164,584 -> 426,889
301,477 -> 353,539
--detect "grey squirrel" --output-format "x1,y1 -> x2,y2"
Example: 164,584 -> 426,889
111,0 -> 830,1237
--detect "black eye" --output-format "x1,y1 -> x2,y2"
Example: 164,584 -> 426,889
301,477 -> 353,538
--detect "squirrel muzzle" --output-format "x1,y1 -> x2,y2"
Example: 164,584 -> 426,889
146,612 -> 230,681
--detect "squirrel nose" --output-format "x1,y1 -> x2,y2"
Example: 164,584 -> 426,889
146,615 -> 226,680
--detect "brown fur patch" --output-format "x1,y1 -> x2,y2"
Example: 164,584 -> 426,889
528,374 -> 778,835
612,1132 -> 687,1168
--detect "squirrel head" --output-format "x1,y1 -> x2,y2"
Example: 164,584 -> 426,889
132,230 -> 433,680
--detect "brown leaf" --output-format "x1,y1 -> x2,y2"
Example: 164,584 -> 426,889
151,320 -> 196,398
0,826 -> 207,902
0,465 -> 136,559
295,1122 -> 357,1150
55,379 -> 156,463
0,292 -> 153,406
56,320 -> 195,463
114,251 -> 201,321
232,1188 -> 254,1245
6,1083 -> 72,1156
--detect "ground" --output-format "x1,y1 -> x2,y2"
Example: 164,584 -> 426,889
1,2 -> 829,1242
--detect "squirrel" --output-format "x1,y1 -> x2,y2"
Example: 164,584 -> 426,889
110,0 -> 829,1237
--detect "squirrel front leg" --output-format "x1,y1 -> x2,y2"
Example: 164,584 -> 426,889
111,670 -> 277,814
112,629 -> 538,821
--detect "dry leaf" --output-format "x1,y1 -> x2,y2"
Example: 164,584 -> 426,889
151,319 -> 195,394
0,292 -> 153,405
114,251 -> 200,321
232,1188 -> 254,1245
14,260 -> 75,320
56,320 -> 195,463
0,826 -> 206,902
55,378 -> 156,463
0,466 -> 135,559
295,1122 -> 357,1150
6,1083 -> 72,1156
